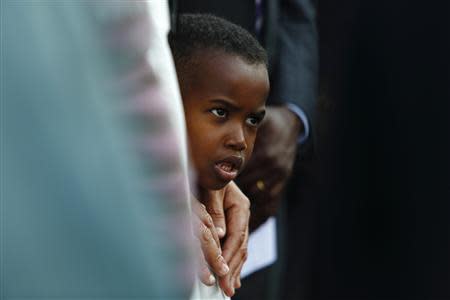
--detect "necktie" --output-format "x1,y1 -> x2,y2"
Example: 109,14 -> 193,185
255,0 -> 264,37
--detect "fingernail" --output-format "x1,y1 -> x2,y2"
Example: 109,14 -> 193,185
217,255 -> 225,263
225,287 -> 235,297
216,227 -> 225,237
209,274 -> 216,284
216,255 -> 229,275
221,263 -> 229,275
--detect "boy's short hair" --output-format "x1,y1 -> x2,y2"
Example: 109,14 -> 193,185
168,14 -> 267,77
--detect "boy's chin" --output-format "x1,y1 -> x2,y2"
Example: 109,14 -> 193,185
199,179 -> 230,191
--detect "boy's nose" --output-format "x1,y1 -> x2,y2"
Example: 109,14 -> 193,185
224,126 -> 247,152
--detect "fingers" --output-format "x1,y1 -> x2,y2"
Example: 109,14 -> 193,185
237,154 -> 272,185
234,262 -> 243,289
232,252 -> 246,289
237,167 -> 271,191
192,233 -> 217,286
203,190 -> 227,239
198,255 -> 216,286
221,197 -> 250,264
228,229 -> 248,291
269,180 -> 286,198
218,273 -> 234,296
195,183 -> 250,297
218,229 -> 248,297
192,199 -> 220,248
191,197 -> 230,279
194,217 -> 230,277
237,154 -> 283,191
242,171 -> 283,198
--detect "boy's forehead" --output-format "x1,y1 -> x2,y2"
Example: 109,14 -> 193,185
192,47 -> 226,58
187,49 -> 227,73
188,49 -> 267,81
190,48 -> 264,70
182,49 -> 269,109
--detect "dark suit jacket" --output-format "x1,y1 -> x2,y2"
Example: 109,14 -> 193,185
309,1 -> 450,299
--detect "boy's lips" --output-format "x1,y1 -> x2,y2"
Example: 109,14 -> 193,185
213,156 -> 243,182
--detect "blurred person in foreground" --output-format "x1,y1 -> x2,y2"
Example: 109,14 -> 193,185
3,0 -> 193,298
2,1 -> 251,299
169,14 -> 269,298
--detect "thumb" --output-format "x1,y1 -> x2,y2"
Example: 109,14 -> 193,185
204,189 -> 226,239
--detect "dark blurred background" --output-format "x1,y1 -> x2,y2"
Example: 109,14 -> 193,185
282,1 -> 450,299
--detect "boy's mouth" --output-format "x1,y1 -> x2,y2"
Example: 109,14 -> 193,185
213,156 -> 243,182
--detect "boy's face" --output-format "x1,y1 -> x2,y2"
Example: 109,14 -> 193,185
181,51 -> 269,190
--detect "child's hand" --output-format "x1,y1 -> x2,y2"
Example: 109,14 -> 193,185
191,196 -> 230,286
202,182 -> 251,297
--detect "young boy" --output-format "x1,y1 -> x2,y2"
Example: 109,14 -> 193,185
169,14 -> 269,299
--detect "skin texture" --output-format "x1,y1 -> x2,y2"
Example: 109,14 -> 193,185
180,50 -> 269,296
181,51 -> 269,191
237,106 -> 302,231
201,182 -> 251,296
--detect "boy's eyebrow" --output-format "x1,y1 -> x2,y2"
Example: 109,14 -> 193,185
249,109 -> 266,122
209,99 -> 239,110
210,99 -> 266,116
254,109 -> 266,118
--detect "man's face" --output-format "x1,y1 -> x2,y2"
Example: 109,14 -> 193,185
181,51 -> 269,190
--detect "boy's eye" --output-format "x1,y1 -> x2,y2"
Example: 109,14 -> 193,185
246,116 -> 261,127
210,108 -> 227,118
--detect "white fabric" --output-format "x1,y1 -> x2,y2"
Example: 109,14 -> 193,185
146,2 -> 227,299
241,217 -> 278,278
145,0 -> 190,184
191,279 -> 230,300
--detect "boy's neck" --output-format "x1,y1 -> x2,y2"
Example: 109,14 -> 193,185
195,184 -> 227,205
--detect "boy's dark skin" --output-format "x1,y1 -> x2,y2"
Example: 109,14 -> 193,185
179,49 -> 269,297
